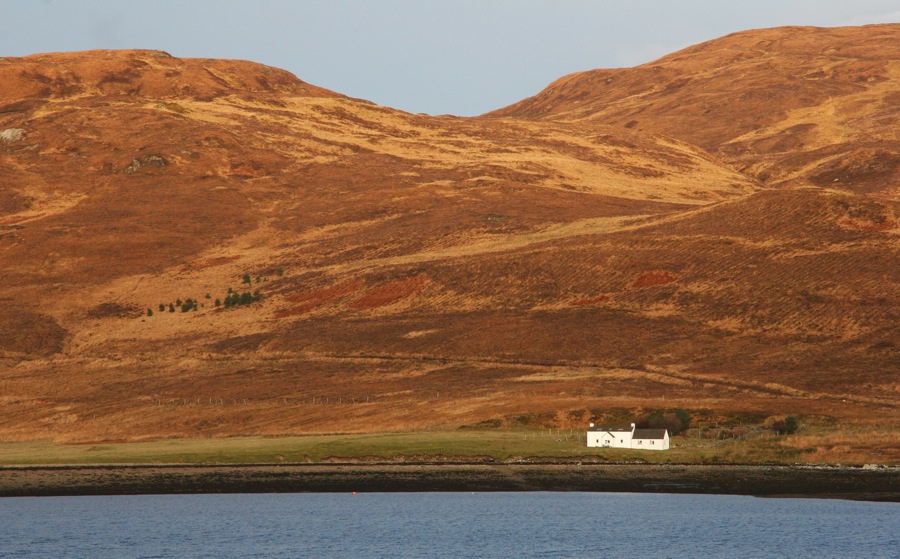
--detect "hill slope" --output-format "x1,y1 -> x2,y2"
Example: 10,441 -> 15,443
0,31 -> 897,459
490,24 -> 900,198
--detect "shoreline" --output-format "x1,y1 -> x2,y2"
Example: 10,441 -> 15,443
1,463 -> 897,501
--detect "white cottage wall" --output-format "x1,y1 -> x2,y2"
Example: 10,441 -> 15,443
587,424 -> 670,450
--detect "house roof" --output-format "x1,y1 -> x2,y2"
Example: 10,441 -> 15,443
632,428 -> 668,440
588,426 -> 632,432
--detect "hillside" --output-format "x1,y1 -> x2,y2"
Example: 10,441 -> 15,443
0,29 -> 897,462
490,24 -> 900,198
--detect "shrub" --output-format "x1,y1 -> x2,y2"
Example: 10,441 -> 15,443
158,303 -> 166,312
637,410 -> 690,436
675,409 -> 692,431
147,308 -> 153,317
784,416 -> 798,434
772,416 -> 799,435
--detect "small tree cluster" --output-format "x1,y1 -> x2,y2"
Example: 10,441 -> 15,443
144,270 -> 275,320
771,416 -> 799,435
223,289 -> 262,308
150,297 -> 201,316
636,409 -> 691,436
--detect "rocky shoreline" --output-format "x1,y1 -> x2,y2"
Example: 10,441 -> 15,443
1,463 -> 897,501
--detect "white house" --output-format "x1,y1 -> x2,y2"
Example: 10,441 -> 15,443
586,423 -> 634,448
587,423 -> 670,450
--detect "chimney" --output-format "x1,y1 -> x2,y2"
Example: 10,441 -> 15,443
589,422 -> 595,428
630,423 -> 635,430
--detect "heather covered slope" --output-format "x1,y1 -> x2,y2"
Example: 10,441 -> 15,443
0,30 -> 897,458
0,49 -> 754,356
489,24 -> 900,198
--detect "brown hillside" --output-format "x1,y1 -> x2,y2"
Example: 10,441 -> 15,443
489,24 -> 900,198
0,34 -> 897,460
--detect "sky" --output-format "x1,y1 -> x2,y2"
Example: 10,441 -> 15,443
3,0 -> 900,116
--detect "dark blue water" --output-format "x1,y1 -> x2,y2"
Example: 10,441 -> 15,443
0,492 -> 896,558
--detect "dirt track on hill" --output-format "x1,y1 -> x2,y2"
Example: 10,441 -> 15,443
1,463 -> 896,501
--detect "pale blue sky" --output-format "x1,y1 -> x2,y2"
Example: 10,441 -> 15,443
3,0 -> 899,115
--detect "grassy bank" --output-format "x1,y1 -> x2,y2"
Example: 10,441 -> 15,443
2,427 -> 894,466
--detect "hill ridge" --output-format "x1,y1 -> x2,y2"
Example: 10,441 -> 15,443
488,24 -> 900,198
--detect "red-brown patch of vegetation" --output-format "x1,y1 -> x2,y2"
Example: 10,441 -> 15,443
350,276 -> 428,310
275,280 -> 361,318
631,271 -> 678,289
830,197 -> 898,232
838,218 -> 898,232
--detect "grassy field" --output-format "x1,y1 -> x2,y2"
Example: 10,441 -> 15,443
2,427 -> 893,466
